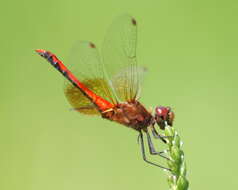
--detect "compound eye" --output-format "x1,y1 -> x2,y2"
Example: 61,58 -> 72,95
155,106 -> 169,119
156,107 -> 162,115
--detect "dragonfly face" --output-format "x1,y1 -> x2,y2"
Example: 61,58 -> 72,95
154,106 -> 175,130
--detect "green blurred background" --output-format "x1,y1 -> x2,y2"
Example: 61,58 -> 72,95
1,0 -> 238,189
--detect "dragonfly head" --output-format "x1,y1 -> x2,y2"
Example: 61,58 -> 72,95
154,106 -> 174,130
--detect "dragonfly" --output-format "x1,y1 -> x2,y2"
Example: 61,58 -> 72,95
35,15 -> 174,171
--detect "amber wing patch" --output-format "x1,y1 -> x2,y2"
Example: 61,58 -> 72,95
64,78 -> 112,115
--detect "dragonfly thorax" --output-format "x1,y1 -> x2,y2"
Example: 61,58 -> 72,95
102,100 -> 154,131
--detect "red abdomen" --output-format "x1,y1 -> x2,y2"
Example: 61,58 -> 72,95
35,49 -> 114,112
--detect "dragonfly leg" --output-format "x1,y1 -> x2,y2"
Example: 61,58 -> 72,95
138,132 -> 171,172
151,127 -> 173,143
146,132 -> 170,161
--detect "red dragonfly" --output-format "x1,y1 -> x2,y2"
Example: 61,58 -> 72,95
35,15 -> 174,171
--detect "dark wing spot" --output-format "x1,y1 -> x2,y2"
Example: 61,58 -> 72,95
89,42 -> 96,48
131,18 -> 137,26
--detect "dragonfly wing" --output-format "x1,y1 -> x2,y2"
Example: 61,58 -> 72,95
64,41 -> 116,115
111,66 -> 147,102
65,78 -> 111,115
102,15 -> 141,102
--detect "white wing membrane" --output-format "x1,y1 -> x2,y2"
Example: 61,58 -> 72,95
102,15 -> 141,102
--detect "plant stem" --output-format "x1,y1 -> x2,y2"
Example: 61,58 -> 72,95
164,126 -> 189,190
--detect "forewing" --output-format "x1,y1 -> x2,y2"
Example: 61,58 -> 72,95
64,41 -> 116,115
102,15 -> 140,102
111,66 -> 147,102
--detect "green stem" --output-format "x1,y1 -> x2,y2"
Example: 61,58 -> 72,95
164,126 -> 189,190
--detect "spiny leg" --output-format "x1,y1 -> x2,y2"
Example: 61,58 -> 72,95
138,132 -> 171,171
146,131 -> 170,161
151,126 -> 172,155
151,126 -> 173,143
